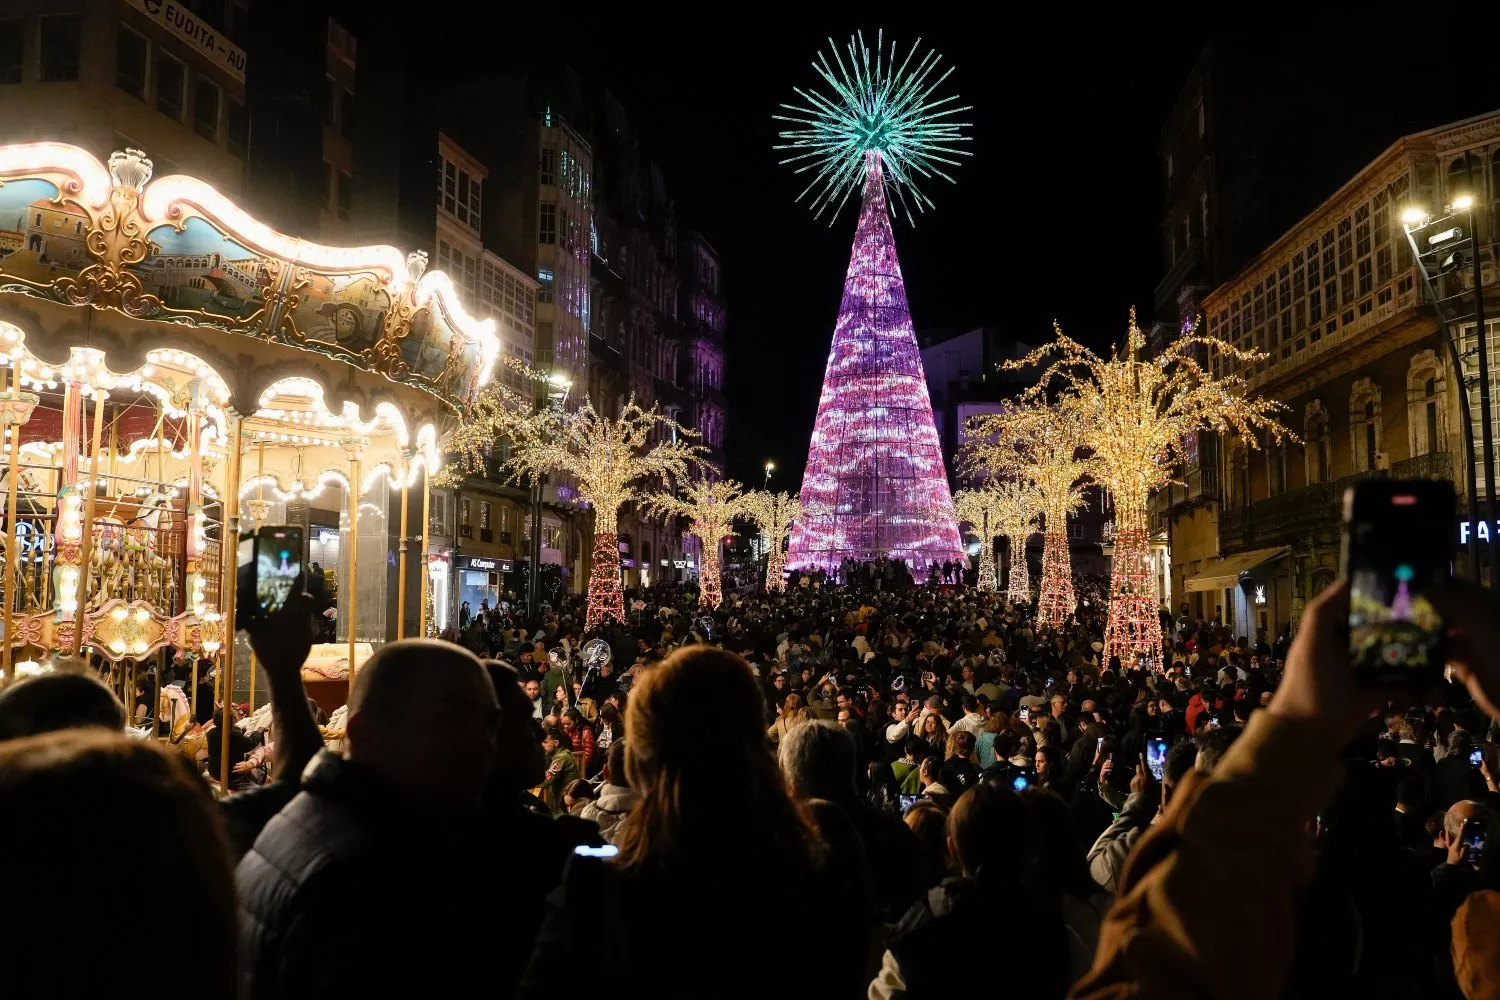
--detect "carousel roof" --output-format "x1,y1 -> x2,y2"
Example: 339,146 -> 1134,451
0,143 -> 498,424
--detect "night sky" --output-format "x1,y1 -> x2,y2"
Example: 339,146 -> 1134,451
433,11 -> 1497,490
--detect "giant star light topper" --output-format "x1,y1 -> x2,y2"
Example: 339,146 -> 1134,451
776,31 -> 971,578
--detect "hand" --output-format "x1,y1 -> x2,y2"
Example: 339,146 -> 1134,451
1099,756 -> 1114,784
243,590 -> 316,677
1448,837 -> 1469,868
232,760 -> 255,774
1430,580 -> 1500,724
1266,582 -> 1386,751
1130,755 -> 1149,796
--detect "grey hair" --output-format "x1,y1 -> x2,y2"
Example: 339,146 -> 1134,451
1446,800 -> 1489,842
777,719 -> 855,801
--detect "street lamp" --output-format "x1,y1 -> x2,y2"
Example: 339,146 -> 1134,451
763,459 -> 775,487
1402,196 -> 1498,584
529,372 -> 573,620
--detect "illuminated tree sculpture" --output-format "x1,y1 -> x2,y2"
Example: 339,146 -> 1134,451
1013,310 -> 1289,663
740,490 -> 820,592
952,487 -> 1005,592
990,479 -> 1041,604
493,397 -> 705,630
962,400 -> 1092,630
776,32 -> 971,578
642,476 -> 748,610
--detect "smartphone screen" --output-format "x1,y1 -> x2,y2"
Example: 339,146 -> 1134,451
1471,746 -> 1485,769
1096,736 -> 1105,754
899,794 -> 920,811
1464,817 -> 1488,869
1343,480 -> 1454,685
1146,737 -> 1169,781
1019,706 -> 1030,722
1011,772 -> 1030,792
237,526 -> 303,623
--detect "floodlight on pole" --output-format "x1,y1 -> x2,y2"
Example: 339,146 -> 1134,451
1402,206 -> 1429,226
1453,194 -> 1474,212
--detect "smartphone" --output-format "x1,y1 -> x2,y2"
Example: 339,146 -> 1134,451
1471,746 -> 1486,769
1095,736 -> 1105,754
1146,736 -> 1170,781
899,794 -> 920,811
1011,772 -> 1031,792
1342,480 -> 1454,686
236,525 -> 304,624
1464,816 -> 1488,870
1019,706 -> 1030,722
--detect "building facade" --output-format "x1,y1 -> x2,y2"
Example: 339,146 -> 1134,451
0,1 -> 247,195
1160,111 -> 1500,640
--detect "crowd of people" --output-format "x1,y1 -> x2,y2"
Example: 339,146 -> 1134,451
5,562 -> 1500,998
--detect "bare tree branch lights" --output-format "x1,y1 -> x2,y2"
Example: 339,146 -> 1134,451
642,477 -> 748,611
962,401 -> 1092,630
741,490 -> 818,592
1011,310 -> 1290,661
490,396 -> 706,630
990,479 -> 1040,605
952,487 -> 1004,591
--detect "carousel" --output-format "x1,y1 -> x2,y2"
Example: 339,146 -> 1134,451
0,143 -> 497,788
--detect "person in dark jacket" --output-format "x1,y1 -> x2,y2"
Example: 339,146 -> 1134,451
872,779 -> 1070,999
779,718 -> 926,922
235,639 -> 499,999
520,646 -> 870,998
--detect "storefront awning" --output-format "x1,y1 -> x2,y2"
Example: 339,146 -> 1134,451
1184,546 -> 1289,592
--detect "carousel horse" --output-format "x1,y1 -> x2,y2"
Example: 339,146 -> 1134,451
90,486 -> 175,610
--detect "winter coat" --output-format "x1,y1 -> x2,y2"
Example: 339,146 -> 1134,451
236,752 -> 491,999
1086,788 -> 1157,894
578,783 -> 638,844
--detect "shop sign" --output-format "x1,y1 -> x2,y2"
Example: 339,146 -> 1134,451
126,0 -> 248,83
1461,520 -> 1495,544
457,555 -> 513,572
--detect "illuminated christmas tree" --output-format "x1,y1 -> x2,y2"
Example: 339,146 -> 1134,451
1012,310 -> 1289,662
776,32 -> 970,578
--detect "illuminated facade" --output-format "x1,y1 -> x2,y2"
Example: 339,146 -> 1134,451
786,158 -> 965,575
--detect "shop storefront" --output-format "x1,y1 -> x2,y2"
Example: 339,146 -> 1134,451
456,554 -> 513,617
1183,545 -> 1288,641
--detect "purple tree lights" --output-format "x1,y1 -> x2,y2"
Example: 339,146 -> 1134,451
786,156 -> 965,577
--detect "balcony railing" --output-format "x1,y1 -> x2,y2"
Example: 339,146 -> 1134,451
1221,451 -> 1454,552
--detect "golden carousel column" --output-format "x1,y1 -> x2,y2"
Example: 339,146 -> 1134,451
340,435 -> 368,681
419,464 -> 431,638
0,362 -> 38,680
71,388 -> 107,657
396,452 -> 410,640
184,384 -> 205,718
217,413 -> 244,793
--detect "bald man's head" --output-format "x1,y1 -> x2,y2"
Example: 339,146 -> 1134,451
345,639 -> 498,809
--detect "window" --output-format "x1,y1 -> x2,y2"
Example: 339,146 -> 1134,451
1350,379 -> 1381,472
541,146 -> 556,186
1199,192 -> 1209,240
1068,521 -> 1083,540
429,492 -> 451,535
340,89 -> 355,139
1305,402 -> 1330,484
155,53 -> 185,121
227,98 -> 248,157
479,501 -> 492,542
536,266 -> 554,303
1267,445 -> 1285,496
337,170 -> 351,220
1407,352 -> 1446,457
0,20 -> 22,84
39,15 -> 81,82
459,496 -> 471,538
439,156 -> 481,231
193,78 -> 220,141
539,203 -> 556,244
116,27 -> 147,99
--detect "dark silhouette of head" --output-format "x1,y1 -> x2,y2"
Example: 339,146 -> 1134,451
0,671 -> 127,741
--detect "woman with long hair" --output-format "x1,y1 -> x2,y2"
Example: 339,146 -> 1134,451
765,692 -> 805,747
919,710 -> 948,755
520,646 -> 870,998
